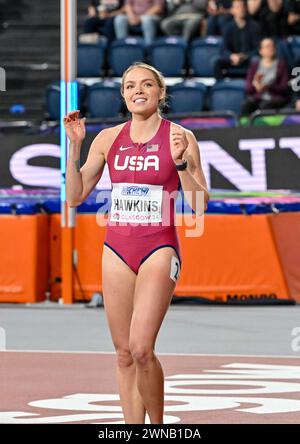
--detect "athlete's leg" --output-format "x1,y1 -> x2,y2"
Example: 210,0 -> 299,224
102,245 -> 146,424
129,247 -> 179,424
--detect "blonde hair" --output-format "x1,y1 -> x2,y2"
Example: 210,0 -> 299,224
121,62 -> 167,110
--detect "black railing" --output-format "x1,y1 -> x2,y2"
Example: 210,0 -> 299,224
249,108 -> 300,125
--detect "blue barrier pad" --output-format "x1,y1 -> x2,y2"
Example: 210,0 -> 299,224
1,188 -> 300,215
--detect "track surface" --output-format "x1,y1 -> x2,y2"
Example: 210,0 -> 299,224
1,351 -> 300,424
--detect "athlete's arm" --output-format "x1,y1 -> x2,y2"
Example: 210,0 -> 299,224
183,130 -> 210,214
171,124 -> 209,214
65,111 -> 111,207
74,132 -> 107,205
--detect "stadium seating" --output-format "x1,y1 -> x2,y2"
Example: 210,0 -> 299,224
77,40 -> 107,77
285,36 -> 300,69
210,79 -> 246,115
226,64 -> 249,78
189,36 -> 222,77
108,37 -> 146,76
87,80 -> 122,118
47,36 -> 295,117
45,81 -> 86,120
148,37 -> 187,76
168,80 -> 207,113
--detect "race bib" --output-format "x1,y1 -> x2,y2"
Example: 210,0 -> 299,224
110,182 -> 163,224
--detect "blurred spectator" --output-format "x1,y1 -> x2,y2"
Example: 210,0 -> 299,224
205,0 -> 233,36
160,0 -> 208,42
289,89 -> 300,109
213,0 -> 261,79
289,69 -> 300,109
114,0 -> 165,45
286,0 -> 300,35
83,1 -> 125,42
241,38 -> 290,114
292,92 -> 300,110
247,0 -> 286,37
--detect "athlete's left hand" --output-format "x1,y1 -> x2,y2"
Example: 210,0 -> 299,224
170,128 -> 189,164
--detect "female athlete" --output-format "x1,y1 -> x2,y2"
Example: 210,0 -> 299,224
64,62 -> 209,424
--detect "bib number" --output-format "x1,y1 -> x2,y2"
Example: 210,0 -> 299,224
110,182 -> 163,224
170,255 -> 180,283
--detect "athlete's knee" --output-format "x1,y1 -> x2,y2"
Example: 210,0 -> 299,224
116,348 -> 134,368
130,344 -> 155,366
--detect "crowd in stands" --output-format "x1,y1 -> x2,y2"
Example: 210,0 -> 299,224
84,0 -> 300,42
76,0 -> 300,116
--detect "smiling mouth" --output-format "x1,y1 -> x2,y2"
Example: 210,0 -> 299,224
133,98 -> 147,103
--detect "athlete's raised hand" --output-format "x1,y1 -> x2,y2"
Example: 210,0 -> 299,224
170,127 -> 189,164
63,110 -> 86,143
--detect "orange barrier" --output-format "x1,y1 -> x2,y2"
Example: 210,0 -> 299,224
269,213 -> 300,303
0,215 -> 49,303
176,214 -> 292,303
0,213 -> 299,304
50,214 -> 106,302
49,213 -> 297,304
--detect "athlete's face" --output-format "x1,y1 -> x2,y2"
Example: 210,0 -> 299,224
123,68 -> 165,115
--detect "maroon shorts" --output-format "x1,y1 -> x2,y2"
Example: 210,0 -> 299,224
104,227 -> 181,274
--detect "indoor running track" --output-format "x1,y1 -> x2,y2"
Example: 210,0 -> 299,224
1,351 -> 300,424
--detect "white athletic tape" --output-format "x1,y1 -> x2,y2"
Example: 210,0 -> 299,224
170,255 -> 180,283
